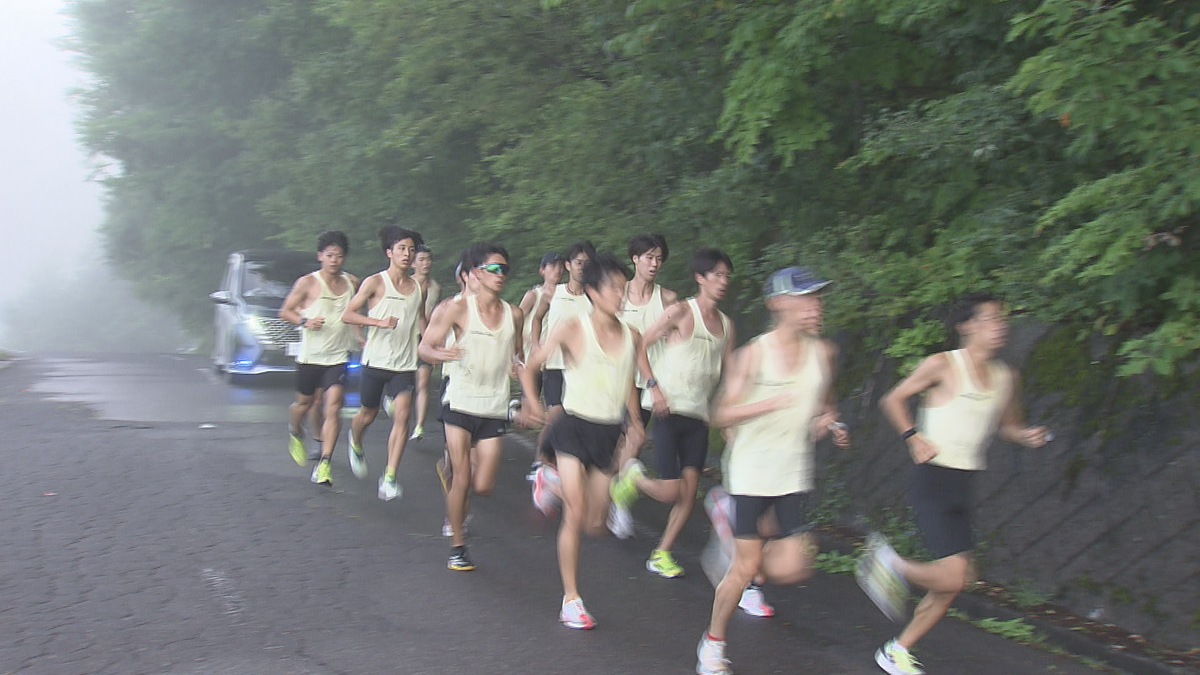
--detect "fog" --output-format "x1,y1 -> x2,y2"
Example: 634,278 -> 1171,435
0,1 -> 180,353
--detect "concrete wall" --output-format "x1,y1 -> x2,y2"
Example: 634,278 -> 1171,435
823,320 -> 1200,648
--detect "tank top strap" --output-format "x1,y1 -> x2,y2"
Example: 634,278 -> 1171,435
948,349 -> 977,393
578,313 -> 599,353
379,271 -> 398,295
687,298 -> 705,340
651,284 -> 663,310
312,271 -> 331,295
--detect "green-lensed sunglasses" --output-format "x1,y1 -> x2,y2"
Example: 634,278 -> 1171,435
476,262 -> 509,275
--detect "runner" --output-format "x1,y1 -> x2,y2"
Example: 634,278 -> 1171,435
695,267 -> 851,675
279,231 -> 360,486
527,241 -> 594,483
606,234 -> 679,538
410,244 -> 440,441
419,243 -> 533,571
340,225 -> 426,501
620,233 -> 678,428
610,248 -> 732,576
858,293 -> 1048,675
518,252 -> 564,477
520,252 -> 649,630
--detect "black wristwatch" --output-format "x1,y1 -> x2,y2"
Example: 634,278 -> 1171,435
646,378 -> 659,389
901,427 -> 918,441
298,318 -> 308,327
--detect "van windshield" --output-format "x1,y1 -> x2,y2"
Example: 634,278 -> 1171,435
242,257 -> 318,309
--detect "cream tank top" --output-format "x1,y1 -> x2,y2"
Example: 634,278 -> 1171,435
545,284 -> 592,370
562,317 -> 635,425
621,284 -> 666,390
298,272 -> 355,366
446,296 -> 516,419
423,279 -> 441,321
361,271 -> 421,372
920,350 -> 1012,471
649,298 -> 729,421
724,335 -> 826,496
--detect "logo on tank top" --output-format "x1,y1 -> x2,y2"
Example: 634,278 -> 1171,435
959,391 -> 994,402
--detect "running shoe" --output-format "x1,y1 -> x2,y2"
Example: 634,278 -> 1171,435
310,459 -> 332,486
559,597 -> 596,630
526,460 -> 542,482
288,432 -> 306,467
442,513 -> 472,538
409,423 -> 424,441
701,533 -> 733,588
696,633 -> 732,675
378,473 -> 402,501
646,549 -> 685,578
610,459 -> 645,511
607,502 -> 635,539
447,546 -> 475,572
381,394 -> 394,418
436,454 -> 453,495
347,429 -> 367,479
738,584 -> 774,617
856,532 -> 908,623
875,640 -> 924,675
704,486 -> 735,551
531,464 -> 562,516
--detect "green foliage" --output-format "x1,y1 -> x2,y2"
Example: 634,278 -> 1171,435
972,617 -> 1045,646
66,0 -> 1200,377
813,550 -> 858,575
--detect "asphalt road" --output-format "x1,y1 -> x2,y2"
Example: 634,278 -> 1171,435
1,353 -> 1110,675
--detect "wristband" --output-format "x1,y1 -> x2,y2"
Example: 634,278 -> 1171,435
298,318 -> 308,327
901,428 -> 918,441
646,378 -> 659,389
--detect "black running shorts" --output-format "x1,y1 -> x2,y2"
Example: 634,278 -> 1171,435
441,405 -> 507,443
546,413 -> 623,474
359,367 -> 416,409
296,362 -> 348,396
909,463 -> 974,558
652,413 -> 709,480
731,492 -> 811,540
542,369 -> 565,408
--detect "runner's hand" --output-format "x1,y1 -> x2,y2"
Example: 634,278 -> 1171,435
907,433 -> 938,464
433,345 -> 463,362
765,391 -> 796,412
650,388 -> 670,418
378,316 -> 399,329
1018,426 -> 1049,448
306,316 -> 325,331
521,397 -> 545,427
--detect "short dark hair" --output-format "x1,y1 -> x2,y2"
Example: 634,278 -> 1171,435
415,244 -> 432,256
565,240 -> 596,263
691,248 -> 733,277
628,233 -> 669,262
317,230 -> 349,254
582,251 -> 630,291
469,243 -> 510,270
378,224 -> 424,253
949,292 -> 1000,332
457,245 -> 479,281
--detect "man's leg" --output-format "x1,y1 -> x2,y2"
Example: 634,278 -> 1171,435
319,385 -> 345,460
707,538 -> 764,640
555,452 -> 588,600
444,424 -> 473,548
413,364 -> 431,438
290,393 -> 314,437
385,391 -> 414,474
309,390 -> 324,441
894,553 -> 972,649
470,437 -> 504,496
657,466 -> 700,552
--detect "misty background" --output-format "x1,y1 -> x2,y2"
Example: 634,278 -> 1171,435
0,0 -> 182,353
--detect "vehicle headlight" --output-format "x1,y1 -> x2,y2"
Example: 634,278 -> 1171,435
243,315 -> 268,336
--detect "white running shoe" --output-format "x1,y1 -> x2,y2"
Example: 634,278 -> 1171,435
559,597 -> 596,630
738,585 -> 775,617
875,639 -> 924,675
377,474 -> 402,501
531,465 -> 562,516
607,503 -> 635,539
856,532 -> 908,622
347,429 -> 368,479
381,394 -> 394,418
442,513 -> 472,538
701,532 -> 733,588
696,633 -> 732,675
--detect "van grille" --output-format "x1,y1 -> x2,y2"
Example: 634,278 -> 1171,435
260,317 -> 301,346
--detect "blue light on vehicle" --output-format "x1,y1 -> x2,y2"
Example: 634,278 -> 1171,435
347,362 -> 362,370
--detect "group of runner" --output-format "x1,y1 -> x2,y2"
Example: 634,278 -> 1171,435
278,227 -> 1050,675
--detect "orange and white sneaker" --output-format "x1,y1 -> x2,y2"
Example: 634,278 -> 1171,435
559,597 -> 596,630
532,464 -> 562,516
738,584 -> 775,617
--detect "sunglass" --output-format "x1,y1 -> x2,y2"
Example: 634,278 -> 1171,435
476,263 -> 509,276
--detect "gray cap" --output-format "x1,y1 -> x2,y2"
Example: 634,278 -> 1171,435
764,267 -> 831,298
